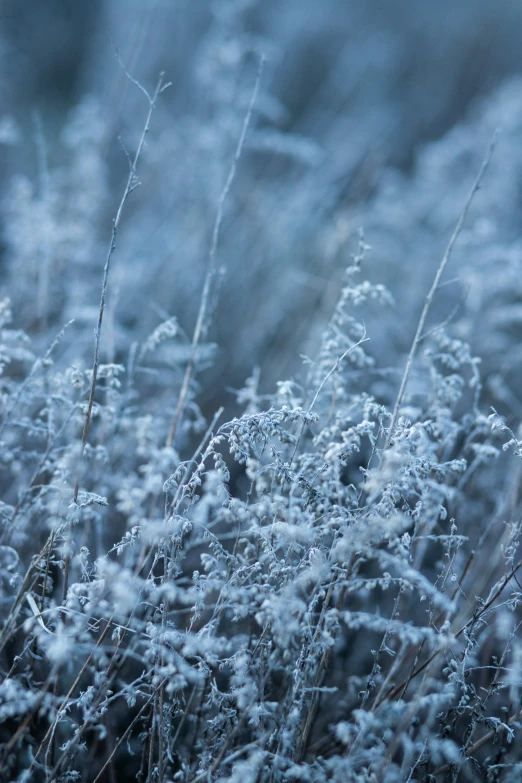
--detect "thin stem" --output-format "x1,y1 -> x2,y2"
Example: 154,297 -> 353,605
166,56 -> 264,448
383,132 -> 498,454
64,71 -> 167,606
25,618 -> 114,776
73,71 -> 167,504
385,553 -> 522,702
91,694 -> 156,783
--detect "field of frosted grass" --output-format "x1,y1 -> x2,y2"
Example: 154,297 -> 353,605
2,3 -> 522,781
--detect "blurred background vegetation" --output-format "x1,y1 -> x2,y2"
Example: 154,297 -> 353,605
1,0 -> 522,421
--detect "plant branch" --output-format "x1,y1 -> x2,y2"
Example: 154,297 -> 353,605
383,132 -> 498,453
166,56 -> 264,448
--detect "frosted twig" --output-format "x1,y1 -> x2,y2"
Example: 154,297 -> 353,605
73,71 -> 168,504
166,56 -> 265,448
383,132 -> 498,454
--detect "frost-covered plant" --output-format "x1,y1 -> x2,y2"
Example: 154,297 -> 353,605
2,37 -> 522,783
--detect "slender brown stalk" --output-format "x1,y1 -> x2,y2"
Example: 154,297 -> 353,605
25,617 -> 114,776
385,554 -> 522,702
432,706 -> 522,776
91,694 -> 156,783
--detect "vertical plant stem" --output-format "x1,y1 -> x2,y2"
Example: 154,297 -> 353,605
73,71 -> 167,501
166,57 -> 264,448
64,71 -> 168,604
383,132 -> 498,454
